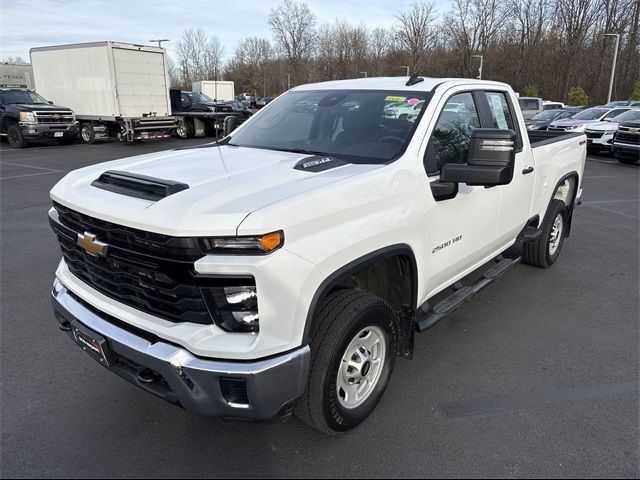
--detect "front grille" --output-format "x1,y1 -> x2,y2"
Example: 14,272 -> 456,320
50,203 -> 215,325
615,131 -> 640,145
34,110 -> 74,124
585,131 -> 604,139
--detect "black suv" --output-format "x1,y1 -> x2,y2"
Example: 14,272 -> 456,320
1,89 -> 78,148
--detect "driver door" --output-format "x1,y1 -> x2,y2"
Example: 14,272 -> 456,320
421,91 -> 501,298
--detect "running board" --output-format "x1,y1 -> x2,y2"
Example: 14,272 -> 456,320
415,256 -> 521,332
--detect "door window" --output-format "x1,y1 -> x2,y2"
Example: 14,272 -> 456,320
425,92 -> 480,175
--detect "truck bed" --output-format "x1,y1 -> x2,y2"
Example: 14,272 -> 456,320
527,130 -> 584,148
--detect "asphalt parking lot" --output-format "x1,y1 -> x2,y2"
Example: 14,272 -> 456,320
1,138 -> 638,478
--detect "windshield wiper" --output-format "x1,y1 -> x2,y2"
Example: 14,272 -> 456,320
279,148 -> 337,157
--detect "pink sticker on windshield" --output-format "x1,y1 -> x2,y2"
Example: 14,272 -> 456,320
407,98 -> 420,106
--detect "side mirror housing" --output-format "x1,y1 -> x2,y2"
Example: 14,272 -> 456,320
223,116 -> 237,136
440,128 -> 516,186
48,101 -> 54,105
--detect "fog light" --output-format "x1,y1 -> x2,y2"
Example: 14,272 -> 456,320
224,286 -> 257,306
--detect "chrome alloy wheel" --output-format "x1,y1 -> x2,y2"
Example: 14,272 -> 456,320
337,326 -> 386,409
549,213 -> 563,256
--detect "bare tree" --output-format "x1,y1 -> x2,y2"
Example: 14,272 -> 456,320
175,28 -> 225,89
369,28 -> 392,76
268,0 -> 317,85
394,1 -> 438,73
1,57 -> 28,64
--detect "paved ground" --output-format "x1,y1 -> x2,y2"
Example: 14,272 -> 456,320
1,138 -> 638,478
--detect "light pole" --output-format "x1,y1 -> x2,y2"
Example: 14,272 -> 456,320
149,39 -> 170,48
603,33 -> 620,103
401,66 -> 410,76
287,73 -> 291,90
360,71 -> 368,78
472,55 -> 483,80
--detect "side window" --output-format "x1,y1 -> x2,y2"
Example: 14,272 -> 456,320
484,92 -> 516,131
605,108 -> 628,120
181,93 -> 190,107
425,92 -> 480,174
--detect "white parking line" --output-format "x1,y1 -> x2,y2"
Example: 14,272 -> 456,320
0,171 -> 62,180
581,203 -> 639,219
0,160 -> 61,172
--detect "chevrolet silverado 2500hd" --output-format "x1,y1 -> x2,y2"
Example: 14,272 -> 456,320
49,76 -> 586,434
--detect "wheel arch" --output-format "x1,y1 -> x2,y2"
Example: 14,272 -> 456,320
302,244 -> 418,356
547,171 -> 580,236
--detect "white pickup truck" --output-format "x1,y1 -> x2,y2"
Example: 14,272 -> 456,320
49,76 -> 586,434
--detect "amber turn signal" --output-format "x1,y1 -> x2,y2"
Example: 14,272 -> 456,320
259,231 -> 284,253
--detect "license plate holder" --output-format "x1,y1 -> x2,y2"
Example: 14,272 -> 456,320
54,132 -> 64,138
71,323 -> 113,367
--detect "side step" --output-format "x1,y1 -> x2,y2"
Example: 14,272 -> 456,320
415,256 -> 521,332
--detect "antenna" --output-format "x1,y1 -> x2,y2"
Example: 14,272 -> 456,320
406,72 -> 424,86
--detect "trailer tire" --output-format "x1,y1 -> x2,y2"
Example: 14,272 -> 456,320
80,123 -> 95,144
7,123 -> 27,149
523,199 -> 567,268
295,290 -> 397,435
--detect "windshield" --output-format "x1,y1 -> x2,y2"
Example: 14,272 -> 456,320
572,108 -> 608,120
531,110 -> 562,121
187,92 -> 215,104
229,90 -> 431,163
1,90 -> 50,105
611,109 -> 640,122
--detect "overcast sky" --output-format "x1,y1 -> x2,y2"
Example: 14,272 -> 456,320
1,0 -> 452,62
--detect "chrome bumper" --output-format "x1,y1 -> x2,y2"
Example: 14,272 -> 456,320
51,280 -> 310,419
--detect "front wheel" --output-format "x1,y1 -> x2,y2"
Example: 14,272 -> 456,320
80,123 -> 95,144
295,290 -> 397,435
523,199 -> 567,268
7,124 -> 27,148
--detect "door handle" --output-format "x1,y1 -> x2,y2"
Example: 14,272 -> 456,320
522,166 -> 534,175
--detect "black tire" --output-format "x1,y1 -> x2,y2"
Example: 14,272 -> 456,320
56,137 -> 76,146
176,120 -> 194,139
295,290 -> 397,435
7,123 -> 27,149
523,199 -> 567,268
617,157 -> 638,166
80,123 -> 95,144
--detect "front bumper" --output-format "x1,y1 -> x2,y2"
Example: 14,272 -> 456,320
612,141 -> 640,160
20,122 -> 78,139
51,279 -> 310,419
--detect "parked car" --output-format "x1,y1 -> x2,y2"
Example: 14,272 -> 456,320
543,101 -> 565,110
584,108 -> 640,154
612,118 -> 640,165
604,100 -> 640,108
525,108 -> 582,130
0,88 -> 77,148
517,96 -> 543,119
49,77 -> 586,434
548,106 -> 632,132
255,97 -> 274,108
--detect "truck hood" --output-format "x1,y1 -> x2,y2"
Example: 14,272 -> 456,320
50,144 -> 380,236
585,121 -> 619,132
550,118 -> 600,128
8,103 -> 72,112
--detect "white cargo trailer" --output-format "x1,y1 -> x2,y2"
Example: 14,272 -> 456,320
0,62 -> 34,89
30,41 -> 182,143
192,81 -> 235,101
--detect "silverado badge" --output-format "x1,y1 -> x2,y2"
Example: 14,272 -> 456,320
77,232 -> 108,256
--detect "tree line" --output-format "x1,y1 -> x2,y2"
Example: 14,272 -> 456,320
170,0 -> 639,104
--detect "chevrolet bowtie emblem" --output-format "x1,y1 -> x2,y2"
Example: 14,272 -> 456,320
77,232 -> 108,256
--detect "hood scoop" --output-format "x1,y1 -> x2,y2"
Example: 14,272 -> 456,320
91,170 -> 189,201
294,155 -> 347,173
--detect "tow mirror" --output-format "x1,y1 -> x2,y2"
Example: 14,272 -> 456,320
440,128 -> 516,186
223,116 -> 237,136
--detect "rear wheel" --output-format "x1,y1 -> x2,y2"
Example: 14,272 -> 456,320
176,120 -> 194,139
523,199 -> 567,268
295,290 -> 397,435
80,123 -> 95,144
7,124 -> 27,149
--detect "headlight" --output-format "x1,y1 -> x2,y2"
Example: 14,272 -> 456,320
201,284 -> 259,333
19,112 -> 37,124
205,231 -> 284,254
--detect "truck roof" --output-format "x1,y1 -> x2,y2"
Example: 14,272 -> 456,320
292,77 -> 510,92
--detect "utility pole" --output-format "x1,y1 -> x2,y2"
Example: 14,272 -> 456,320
149,39 -> 170,48
603,33 -> 620,103
401,66 -> 410,76
472,55 -> 483,80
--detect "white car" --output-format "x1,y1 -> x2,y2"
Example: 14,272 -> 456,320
548,106 -> 632,132
584,109 -> 640,153
49,77 -> 586,434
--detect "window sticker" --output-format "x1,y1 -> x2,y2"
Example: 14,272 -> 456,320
407,98 -> 420,106
385,95 -> 407,102
488,94 -> 509,129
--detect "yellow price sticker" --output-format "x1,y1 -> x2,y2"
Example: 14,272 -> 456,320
385,96 -> 407,102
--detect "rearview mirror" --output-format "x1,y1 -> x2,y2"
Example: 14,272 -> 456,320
440,128 -> 516,186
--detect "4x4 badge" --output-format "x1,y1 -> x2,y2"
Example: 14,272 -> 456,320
77,232 -> 108,256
